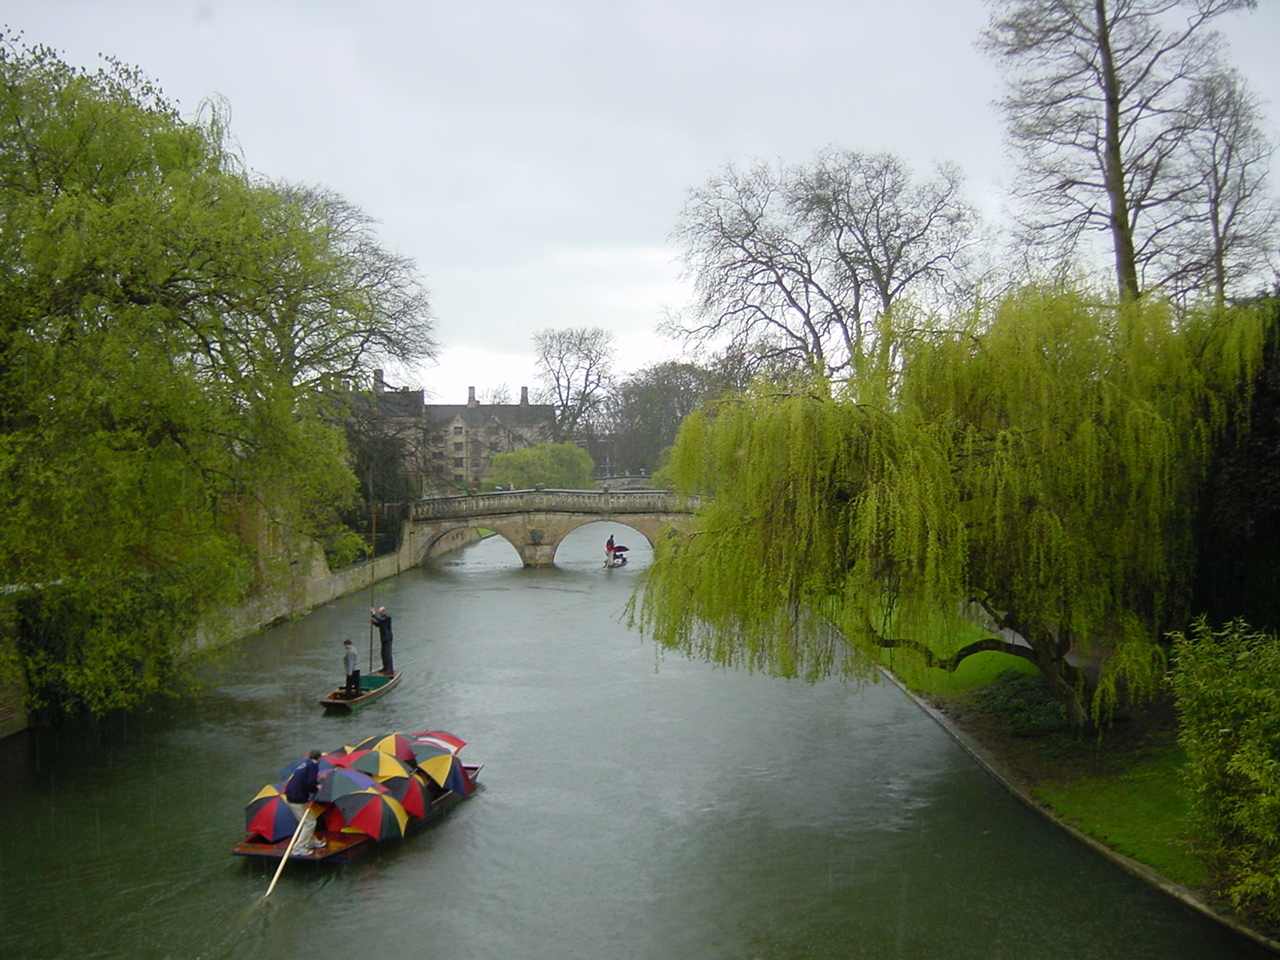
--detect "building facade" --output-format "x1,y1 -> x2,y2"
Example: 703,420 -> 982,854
373,373 -> 556,496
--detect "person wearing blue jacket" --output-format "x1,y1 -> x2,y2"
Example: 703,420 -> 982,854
284,750 -> 325,854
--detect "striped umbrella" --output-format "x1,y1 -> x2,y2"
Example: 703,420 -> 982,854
244,783 -> 300,842
332,789 -> 410,839
332,749 -> 415,780
315,766 -> 384,802
349,733 -> 416,764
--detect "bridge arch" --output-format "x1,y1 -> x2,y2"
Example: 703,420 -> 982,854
405,489 -> 698,567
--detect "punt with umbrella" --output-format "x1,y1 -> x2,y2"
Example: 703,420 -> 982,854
232,728 -> 482,864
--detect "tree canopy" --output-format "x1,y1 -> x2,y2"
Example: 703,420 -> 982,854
981,0 -> 1277,301
669,149 -> 981,380
489,442 -> 595,491
0,35 -> 435,713
607,360 -> 729,476
533,326 -> 615,442
636,287 -> 1265,725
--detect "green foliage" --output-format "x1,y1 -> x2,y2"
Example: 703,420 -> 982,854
637,288 -> 1264,722
16,576 -> 199,715
612,361 -> 728,474
489,442 -> 596,490
0,34 -> 431,715
1171,618 -> 1280,924
970,671 -> 1070,737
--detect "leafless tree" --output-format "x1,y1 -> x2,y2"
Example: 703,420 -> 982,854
981,0 -> 1275,301
1163,68 -> 1280,300
533,326 -> 615,440
669,149 -> 980,381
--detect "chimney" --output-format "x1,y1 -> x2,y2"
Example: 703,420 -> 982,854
373,369 -> 385,395
467,386 -> 478,407
520,386 -> 529,406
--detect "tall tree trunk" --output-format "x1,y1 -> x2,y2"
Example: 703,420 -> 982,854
1095,0 -> 1141,301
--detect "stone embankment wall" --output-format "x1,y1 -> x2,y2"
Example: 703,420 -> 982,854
0,521 -> 481,739
190,520 -> 482,654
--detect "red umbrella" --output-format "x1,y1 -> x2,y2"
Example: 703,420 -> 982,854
408,730 -> 467,755
332,749 -> 416,780
315,766 -> 384,802
349,733 -> 416,764
332,789 -> 410,839
379,774 -> 429,818
244,784 -> 300,842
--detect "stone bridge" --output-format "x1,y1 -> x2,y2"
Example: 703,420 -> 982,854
405,488 -> 700,567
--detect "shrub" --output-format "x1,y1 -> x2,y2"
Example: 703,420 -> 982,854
970,670 -> 1071,737
1171,618 -> 1280,925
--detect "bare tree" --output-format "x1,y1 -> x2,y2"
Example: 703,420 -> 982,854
533,326 -> 615,440
481,384 -> 513,404
669,150 -> 980,381
981,0 -> 1274,301
1164,68 -> 1280,300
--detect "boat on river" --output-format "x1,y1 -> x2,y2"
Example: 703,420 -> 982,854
233,730 -> 480,864
317,669 -> 401,712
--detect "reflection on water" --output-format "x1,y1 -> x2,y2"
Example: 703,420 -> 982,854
0,523 -> 1271,959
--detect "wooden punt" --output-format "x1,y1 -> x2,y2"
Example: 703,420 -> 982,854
317,669 -> 401,712
232,763 -> 483,863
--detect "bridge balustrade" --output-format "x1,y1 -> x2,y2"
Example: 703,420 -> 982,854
409,489 -> 700,521
404,488 -> 701,566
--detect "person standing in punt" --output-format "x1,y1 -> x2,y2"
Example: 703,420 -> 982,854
283,749 -> 325,854
371,606 -> 394,674
343,639 -> 360,698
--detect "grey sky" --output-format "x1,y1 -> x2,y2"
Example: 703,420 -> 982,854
6,1 -> 1280,401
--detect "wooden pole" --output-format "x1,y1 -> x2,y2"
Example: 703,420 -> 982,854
262,804 -> 310,899
368,497 -> 376,670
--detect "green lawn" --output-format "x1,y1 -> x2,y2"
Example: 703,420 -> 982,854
1033,736 -> 1208,889
897,653 -> 1211,895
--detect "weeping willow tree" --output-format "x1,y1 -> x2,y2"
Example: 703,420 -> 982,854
636,288 -> 1266,725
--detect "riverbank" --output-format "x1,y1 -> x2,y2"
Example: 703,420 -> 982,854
907,676 -> 1280,955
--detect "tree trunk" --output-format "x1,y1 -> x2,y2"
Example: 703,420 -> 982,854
1095,0 -> 1141,301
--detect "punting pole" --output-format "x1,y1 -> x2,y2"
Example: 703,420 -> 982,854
262,805 -> 311,899
368,485 -> 376,670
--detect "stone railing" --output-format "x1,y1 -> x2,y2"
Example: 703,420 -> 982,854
409,489 -> 700,521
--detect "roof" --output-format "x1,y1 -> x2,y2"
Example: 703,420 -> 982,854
422,403 -> 555,429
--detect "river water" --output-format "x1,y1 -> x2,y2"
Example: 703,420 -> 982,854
1,526 -> 1273,960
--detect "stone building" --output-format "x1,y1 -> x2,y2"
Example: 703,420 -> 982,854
373,372 -> 556,495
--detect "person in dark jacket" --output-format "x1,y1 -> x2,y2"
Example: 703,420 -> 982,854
284,749 -> 325,854
370,606 -> 394,673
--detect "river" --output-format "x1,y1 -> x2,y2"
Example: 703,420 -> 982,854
0,526 -> 1272,960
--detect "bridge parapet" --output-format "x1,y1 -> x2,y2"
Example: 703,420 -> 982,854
410,489 -> 701,522
405,488 -> 701,566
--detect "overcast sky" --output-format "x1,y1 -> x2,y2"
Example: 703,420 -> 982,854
7,1 -> 1280,401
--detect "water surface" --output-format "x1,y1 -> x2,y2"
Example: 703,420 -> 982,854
0,527 -> 1270,959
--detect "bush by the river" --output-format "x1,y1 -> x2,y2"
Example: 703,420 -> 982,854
1171,618 -> 1280,927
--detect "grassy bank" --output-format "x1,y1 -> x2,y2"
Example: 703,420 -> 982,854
924,672 -> 1206,890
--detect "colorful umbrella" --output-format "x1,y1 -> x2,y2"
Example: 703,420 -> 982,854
244,783 -> 301,842
410,745 -> 456,788
408,730 -> 467,755
276,751 -> 341,782
332,788 -> 410,839
379,774 -> 429,818
441,755 -> 474,797
332,749 -> 416,780
411,750 -> 473,797
315,766 -> 384,802
349,733 -> 416,764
